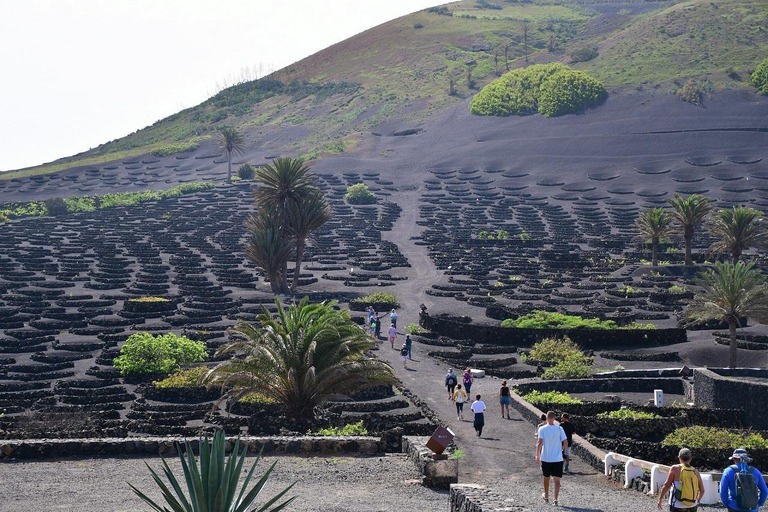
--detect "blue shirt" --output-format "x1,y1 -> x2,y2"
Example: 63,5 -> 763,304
720,463 -> 768,512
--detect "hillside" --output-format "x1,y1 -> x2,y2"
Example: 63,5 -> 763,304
2,0 -> 767,181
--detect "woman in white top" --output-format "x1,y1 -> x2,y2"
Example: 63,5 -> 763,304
471,395 -> 487,437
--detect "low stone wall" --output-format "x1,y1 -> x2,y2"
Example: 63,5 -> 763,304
403,436 -> 458,489
514,377 -> 684,395
0,435 -> 383,460
450,484 -> 525,512
693,368 -> 768,429
419,313 -> 687,348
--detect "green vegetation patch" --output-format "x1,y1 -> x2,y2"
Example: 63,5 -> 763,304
749,57 -> 768,95
501,310 -> 654,330
542,353 -> 594,380
315,420 -> 368,436
345,183 -> 376,204
350,292 -> 400,310
113,332 -> 206,375
469,63 -> 606,117
520,389 -> 582,405
529,337 -> 583,363
153,367 -> 208,388
597,409 -> 660,420
128,296 -> 171,303
663,426 -> 768,449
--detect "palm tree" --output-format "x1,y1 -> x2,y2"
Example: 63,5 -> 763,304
217,126 -> 246,184
682,261 -> 768,368
244,207 -> 293,293
667,194 -> 712,266
636,207 -> 673,267
285,192 -> 331,292
205,297 -> 396,419
255,158 -> 315,210
708,206 -> 767,264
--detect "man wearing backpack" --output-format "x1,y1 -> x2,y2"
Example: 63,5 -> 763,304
657,448 -> 704,511
445,369 -> 457,399
720,448 -> 768,512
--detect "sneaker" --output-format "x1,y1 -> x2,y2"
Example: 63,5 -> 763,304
553,500 -> 558,506
542,493 -> 548,503
457,416 -> 461,420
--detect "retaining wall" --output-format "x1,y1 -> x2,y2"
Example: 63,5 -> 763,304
693,368 -> 768,429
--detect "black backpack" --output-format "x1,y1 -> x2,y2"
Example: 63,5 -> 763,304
733,465 -> 760,510
447,375 -> 457,386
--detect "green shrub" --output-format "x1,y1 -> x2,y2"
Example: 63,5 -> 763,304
749,58 -> 768,95
349,292 -> 399,310
238,392 -> 277,404
538,69 -> 608,117
113,332 -> 206,375
406,323 -> 430,335
153,367 -> 208,388
237,163 -> 256,180
677,80 -> 703,105
345,183 -> 376,204
529,337 -> 583,364
315,420 -> 368,436
128,296 -> 170,303
502,311 -> 616,329
597,409 -> 660,420
570,47 -> 598,64
150,139 -> 200,157
663,426 -> 768,450
0,212 -> 8,223
542,353 -> 594,380
64,196 -> 96,213
44,197 -> 68,216
451,449 -> 465,460
469,63 -> 607,118
520,390 -> 582,405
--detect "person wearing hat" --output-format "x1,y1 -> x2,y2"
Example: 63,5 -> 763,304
657,447 -> 704,511
720,448 -> 768,512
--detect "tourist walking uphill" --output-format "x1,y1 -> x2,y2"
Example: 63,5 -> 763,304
657,448 -> 704,512
445,368 -> 457,399
388,323 -> 398,349
720,448 -> 768,512
453,384 -> 468,420
390,308 -> 398,328
536,411 -> 568,506
560,413 -> 575,473
499,380 -> 511,419
405,334 -> 412,360
463,368 -> 473,396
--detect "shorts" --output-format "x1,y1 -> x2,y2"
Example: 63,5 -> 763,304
541,461 -> 564,478
389,336 -> 395,342
671,507 -> 697,512
456,402 -> 464,413
500,396 -> 511,406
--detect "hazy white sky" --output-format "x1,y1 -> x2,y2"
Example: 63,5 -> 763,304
0,0 -> 441,172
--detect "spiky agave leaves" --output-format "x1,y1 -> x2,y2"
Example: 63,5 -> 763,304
129,430 -> 295,512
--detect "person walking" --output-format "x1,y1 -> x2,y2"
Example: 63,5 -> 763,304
471,394 -> 486,437
463,368 -> 473,396
445,368 -> 458,399
400,343 -> 409,367
657,448 -> 704,511
374,314 -> 382,338
560,413 -> 576,473
388,323 -> 397,349
535,413 -> 547,439
453,383 -> 467,420
390,309 -> 398,328
536,411 -> 568,506
405,334 -> 413,360
720,448 -> 768,512
499,380 -> 511,419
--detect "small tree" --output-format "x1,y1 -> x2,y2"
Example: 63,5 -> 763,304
237,163 -> 256,180
748,57 -> 768,95
217,126 -> 246,184
667,194 -> 712,266
708,206 -> 767,264
522,21 -> 530,63
682,261 -> 768,368
636,207 -> 673,267
44,197 -> 68,216
345,183 -> 376,204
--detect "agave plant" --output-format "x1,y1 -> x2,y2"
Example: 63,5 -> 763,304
129,430 -> 295,512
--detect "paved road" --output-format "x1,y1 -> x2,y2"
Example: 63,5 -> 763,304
378,191 -> 658,510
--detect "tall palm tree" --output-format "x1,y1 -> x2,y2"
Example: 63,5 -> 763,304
285,192 -> 331,292
205,297 -> 396,418
708,206 -> 767,264
255,158 -> 315,210
217,126 -> 246,184
244,207 -> 293,293
636,207 -> 673,267
682,261 -> 768,368
667,194 -> 712,266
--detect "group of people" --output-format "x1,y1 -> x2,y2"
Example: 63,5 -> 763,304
366,307 -> 412,366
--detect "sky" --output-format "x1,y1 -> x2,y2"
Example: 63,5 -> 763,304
0,0 -> 442,172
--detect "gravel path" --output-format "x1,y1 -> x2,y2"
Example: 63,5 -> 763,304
0,454 -> 448,512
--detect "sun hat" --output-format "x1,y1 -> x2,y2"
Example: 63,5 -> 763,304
729,448 -> 751,461
678,448 -> 692,461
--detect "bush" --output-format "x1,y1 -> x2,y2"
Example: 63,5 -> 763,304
0,212 -> 8,223
529,337 -> 583,364
349,292 -> 399,311
542,353 -> 594,380
749,58 -> 768,95
237,163 -> 256,180
538,69 -> 608,117
128,296 -> 170,303
502,311 -> 616,329
315,420 -> 368,436
677,80 -> 703,105
569,47 -> 598,64
663,426 -> 768,450
597,409 -> 660,420
345,183 -> 376,204
406,323 -> 430,335
44,197 -> 68,216
238,392 -> 277,404
520,390 -> 582,405
113,332 -> 206,375
153,367 -> 208,388
469,63 -> 607,118
64,196 -> 96,213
